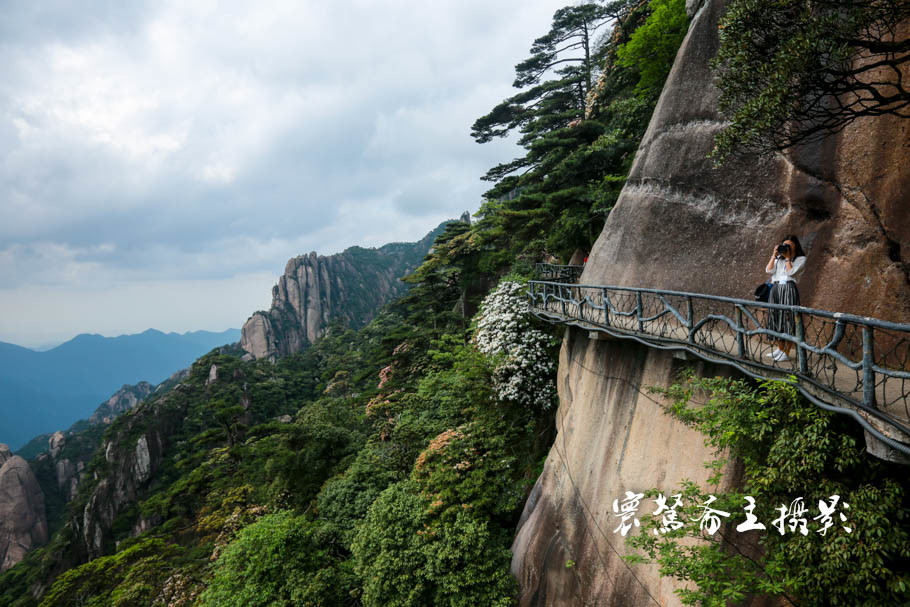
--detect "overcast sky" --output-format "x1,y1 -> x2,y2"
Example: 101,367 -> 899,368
0,0 -> 568,348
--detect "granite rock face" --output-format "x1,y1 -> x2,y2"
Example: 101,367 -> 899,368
48,432 -> 66,459
88,382 -> 154,425
511,1 -> 909,604
241,225 -> 444,360
0,444 -> 12,467
0,447 -> 48,572
512,334 -> 760,607
582,1 -> 910,321
79,410 -> 176,558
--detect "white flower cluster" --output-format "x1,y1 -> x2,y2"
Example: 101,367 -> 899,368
473,281 -> 557,409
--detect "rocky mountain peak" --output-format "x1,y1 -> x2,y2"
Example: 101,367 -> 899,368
0,445 -> 48,572
48,431 -> 66,458
241,223 -> 445,360
88,382 -> 155,426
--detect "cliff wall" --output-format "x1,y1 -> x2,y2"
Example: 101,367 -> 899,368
585,1 -> 910,316
241,225 -> 444,360
0,445 -> 47,573
88,382 -> 154,426
512,332 -> 761,607
511,0 -> 910,604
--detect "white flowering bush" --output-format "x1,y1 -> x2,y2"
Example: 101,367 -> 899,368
473,281 -> 558,409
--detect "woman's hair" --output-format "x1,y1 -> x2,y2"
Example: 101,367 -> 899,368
783,234 -> 807,258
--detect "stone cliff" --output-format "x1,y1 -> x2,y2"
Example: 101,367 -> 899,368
0,445 -> 48,573
585,1 -> 910,317
511,0 -> 910,604
241,224 -> 445,360
88,382 -> 154,425
512,335 -> 752,606
75,382 -> 192,559
4,380 -> 161,571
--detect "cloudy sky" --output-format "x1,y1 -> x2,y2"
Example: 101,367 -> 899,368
0,0 -> 569,348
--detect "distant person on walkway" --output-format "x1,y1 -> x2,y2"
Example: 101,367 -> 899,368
765,234 -> 807,361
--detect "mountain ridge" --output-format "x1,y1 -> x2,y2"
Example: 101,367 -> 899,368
241,221 -> 449,360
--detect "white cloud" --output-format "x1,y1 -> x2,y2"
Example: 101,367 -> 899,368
0,0 -> 567,343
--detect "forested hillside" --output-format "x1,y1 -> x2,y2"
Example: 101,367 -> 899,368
0,2 -> 682,602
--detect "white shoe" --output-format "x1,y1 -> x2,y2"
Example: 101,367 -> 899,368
766,347 -> 782,359
773,350 -> 789,361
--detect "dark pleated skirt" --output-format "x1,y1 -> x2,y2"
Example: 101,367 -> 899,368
767,281 -> 800,335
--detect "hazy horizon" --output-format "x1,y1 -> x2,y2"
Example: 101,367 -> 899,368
5,326 -> 242,352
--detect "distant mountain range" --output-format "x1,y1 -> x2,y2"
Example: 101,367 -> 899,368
0,328 -> 240,450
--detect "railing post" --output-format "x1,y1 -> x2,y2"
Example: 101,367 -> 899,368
862,324 -> 877,409
602,287 -> 609,327
736,306 -> 746,358
687,296 -> 695,343
561,285 -> 567,317
795,313 -> 808,375
636,291 -> 644,333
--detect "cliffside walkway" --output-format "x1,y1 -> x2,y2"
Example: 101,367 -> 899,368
534,263 -> 585,283
528,266 -> 910,463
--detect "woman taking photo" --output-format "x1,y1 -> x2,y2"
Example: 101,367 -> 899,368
765,234 -> 807,361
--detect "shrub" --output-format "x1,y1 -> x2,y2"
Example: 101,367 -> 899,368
473,281 -> 558,409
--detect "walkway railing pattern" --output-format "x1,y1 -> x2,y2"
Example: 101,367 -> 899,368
534,263 -> 585,283
528,280 -> 910,460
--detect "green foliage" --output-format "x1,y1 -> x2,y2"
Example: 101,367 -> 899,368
350,319 -> 555,607
38,538 -> 181,607
471,3 -> 615,145
616,0 -> 689,96
711,0 -> 910,161
471,0 -> 685,263
199,511 -> 353,607
317,445 -> 402,544
411,420 -> 525,524
628,374 -> 910,606
401,220 -> 478,333
352,481 -> 516,607
239,398 -> 365,509
1,3 -> 685,603
351,481 -> 432,606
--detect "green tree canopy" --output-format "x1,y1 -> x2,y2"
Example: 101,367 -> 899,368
616,0 -> 689,96
200,512 -> 352,607
711,0 -> 910,160
469,0 -> 688,263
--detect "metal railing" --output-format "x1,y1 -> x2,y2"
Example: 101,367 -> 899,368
527,280 -> 910,461
534,263 -> 585,283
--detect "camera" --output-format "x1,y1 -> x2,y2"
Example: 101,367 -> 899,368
775,242 -> 791,257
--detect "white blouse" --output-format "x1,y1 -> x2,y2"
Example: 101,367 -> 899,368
767,255 -> 806,284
